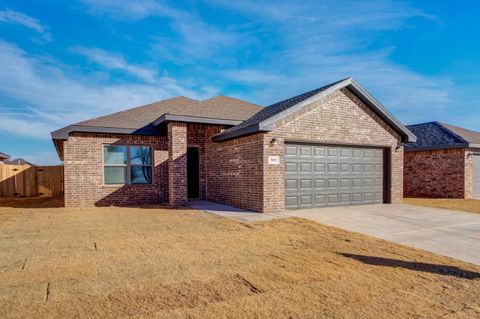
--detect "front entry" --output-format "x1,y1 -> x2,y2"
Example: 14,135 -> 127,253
187,147 -> 200,199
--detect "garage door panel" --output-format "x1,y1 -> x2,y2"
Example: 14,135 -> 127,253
300,163 -> 312,173
314,179 -> 326,188
285,143 -> 384,209
314,195 -> 326,205
300,146 -> 312,157
327,148 -> 338,157
285,163 -> 298,173
314,147 -> 326,157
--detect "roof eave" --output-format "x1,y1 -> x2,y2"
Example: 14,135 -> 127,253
347,79 -> 416,143
152,114 -> 243,127
51,125 -> 156,140
212,124 -> 269,142
404,143 -> 469,152
214,77 -> 416,143
468,143 -> 480,149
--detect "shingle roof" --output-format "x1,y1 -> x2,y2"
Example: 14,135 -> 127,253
217,79 -> 348,137
440,123 -> 480,145
405,122 -> 480,151
76,95 -> 262,129
0,152 -> 10,160
4,158 -> 33,166
51,95 -> 262,139
213,77 -> 416,143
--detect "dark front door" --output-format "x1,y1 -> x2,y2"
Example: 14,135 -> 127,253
187,147 -> 200,199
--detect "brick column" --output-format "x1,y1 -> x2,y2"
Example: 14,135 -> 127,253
168,122 -> 188,206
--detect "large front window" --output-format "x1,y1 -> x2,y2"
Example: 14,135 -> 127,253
103,145 -> 153,185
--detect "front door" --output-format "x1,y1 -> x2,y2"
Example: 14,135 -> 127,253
187,147 -> 200,199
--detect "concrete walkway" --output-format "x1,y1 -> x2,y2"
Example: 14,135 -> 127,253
285,204 -> 480,265
190,200 -> 480,265
188,200 -> 285,222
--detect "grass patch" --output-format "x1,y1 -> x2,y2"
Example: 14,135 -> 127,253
0,205 -> 479,318
405,198 -> 480,215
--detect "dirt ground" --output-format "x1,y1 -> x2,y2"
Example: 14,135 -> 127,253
0,201 -> 479,318
405,198 -> 480,214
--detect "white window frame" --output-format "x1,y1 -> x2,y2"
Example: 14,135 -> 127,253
103,144 -> 153,185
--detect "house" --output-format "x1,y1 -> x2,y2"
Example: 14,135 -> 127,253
51,77 -> 415,212
404,122 -> 480,199
0,152 -> 10,163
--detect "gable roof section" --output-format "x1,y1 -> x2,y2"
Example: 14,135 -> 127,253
406,122 -> 480,151
4,158 -> 33,166
51,96 -> 262,140
213,77 -> 416,143
0,152 -> 10,160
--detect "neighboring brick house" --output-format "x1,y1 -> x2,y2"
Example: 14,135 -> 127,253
52,78 -> 416,213
0,152 -> 10,163
404,122 -> 480,199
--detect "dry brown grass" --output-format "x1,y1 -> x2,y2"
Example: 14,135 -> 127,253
405,198 -> 480,215
0,202 -> 479,318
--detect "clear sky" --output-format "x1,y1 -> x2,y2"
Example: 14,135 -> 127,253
0,0 -> 479,164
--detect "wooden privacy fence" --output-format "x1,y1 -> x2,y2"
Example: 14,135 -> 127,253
0,164 -> 63,198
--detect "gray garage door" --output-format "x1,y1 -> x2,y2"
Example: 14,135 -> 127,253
473,153 -> 480,198
285,143 -> 384,209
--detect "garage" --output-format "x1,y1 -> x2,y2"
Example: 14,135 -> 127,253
473,152 -> 480,198
285,143 -> 385,209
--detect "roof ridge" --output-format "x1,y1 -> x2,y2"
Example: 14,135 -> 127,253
74,96 -> 198,126
435,122 -> 469,144
406,121 -> 438,127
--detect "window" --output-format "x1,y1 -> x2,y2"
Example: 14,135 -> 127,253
103,145 -> 153,185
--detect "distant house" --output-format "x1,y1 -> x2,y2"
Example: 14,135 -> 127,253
4,158 -> 34,166
52,77 -> 415,211
0,152 -> 10,163
405,122 -> 480,199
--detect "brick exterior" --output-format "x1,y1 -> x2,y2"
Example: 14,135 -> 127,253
64,133 -> 168,207
465,149 -> 474,199
261,88 -> 403,213
63,87 -> 405,212
404,148 -> 473,198
168,122 -> 188,206
205,132 -> 265,212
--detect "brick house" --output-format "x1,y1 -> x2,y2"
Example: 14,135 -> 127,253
52,78 -> 415,213
404,122 -> 480,199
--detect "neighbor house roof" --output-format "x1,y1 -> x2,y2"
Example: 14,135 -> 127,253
0,152 -> 10,160
213,77 -> 416,143
51,96 -> 262,140
405,122 -> 480,151
4,158 -> 33,166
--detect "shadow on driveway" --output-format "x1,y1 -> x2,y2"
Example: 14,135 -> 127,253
339,253 -> 480,280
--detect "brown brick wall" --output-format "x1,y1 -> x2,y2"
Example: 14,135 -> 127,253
262,88 -> 403,213
168,122 -> 188,206
205,128 -> 265,212
404,148 -> 468,198
64,132 -> 168,207
465,149 -> 474,199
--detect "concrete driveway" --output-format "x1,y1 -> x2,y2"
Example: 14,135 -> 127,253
285,204 -> 480,265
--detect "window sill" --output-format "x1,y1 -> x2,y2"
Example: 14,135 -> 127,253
102,183 -> 154,188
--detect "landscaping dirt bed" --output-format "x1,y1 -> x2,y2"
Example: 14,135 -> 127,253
405,198 -> 480,215
0,204 -> 479,318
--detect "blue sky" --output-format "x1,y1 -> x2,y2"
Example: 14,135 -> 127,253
0,0 -> 479,164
